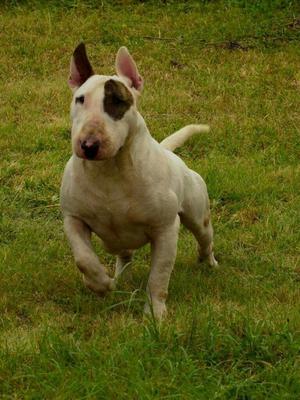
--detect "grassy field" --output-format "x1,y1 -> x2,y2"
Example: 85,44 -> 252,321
1,0 -> 300,398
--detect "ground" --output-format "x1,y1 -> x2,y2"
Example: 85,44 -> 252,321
0,1 -> 300,399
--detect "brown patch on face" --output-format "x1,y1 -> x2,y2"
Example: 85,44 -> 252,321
104,79 -> 134,120
72,43 -> 94,86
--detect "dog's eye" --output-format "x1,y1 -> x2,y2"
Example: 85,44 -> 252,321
112,94 -> 124,105
75,95 -> 85,104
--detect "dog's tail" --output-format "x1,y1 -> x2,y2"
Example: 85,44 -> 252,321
160,124 -> 210,152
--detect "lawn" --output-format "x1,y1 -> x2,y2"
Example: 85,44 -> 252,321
0,1 -> 300,398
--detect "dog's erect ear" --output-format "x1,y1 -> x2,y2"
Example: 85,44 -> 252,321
68,43 -> 94,90
115,47 -> 143,92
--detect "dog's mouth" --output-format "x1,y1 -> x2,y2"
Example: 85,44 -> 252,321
75,147 -> 118,162
76,150 -> 103,161
80,153 -> 100,161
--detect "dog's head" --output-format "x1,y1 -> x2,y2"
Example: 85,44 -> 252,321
68,43 -> 143,161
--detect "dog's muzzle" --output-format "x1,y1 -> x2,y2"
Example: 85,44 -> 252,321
80,138 -> 100,160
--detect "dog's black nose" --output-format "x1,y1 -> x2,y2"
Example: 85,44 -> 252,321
81,139 -> 100,160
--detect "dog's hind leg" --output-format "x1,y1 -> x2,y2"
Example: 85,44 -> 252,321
195,219 -> 218,267
115,250 -> 133,279
180,211 -> 218,268
180,172 -> 218,268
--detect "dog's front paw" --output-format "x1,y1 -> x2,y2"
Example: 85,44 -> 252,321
83,274 -> 115,296
144,300 -> 167,321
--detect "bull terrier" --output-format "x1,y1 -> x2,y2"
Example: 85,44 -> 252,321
60,43 -> 218,320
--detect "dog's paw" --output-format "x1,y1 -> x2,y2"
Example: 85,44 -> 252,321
144,300 -> 167,321
208,253 -> 219,268
83,274 -> 115,297
199,253 -> 219,268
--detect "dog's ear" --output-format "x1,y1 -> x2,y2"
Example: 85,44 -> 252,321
115,47 -> 143,93
68,43 -> 94,91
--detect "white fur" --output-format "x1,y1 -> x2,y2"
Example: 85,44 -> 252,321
60,48 -> 217,320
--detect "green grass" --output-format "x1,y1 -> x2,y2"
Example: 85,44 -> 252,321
1,1 -> 300,398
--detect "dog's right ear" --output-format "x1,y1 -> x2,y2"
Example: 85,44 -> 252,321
68,43 -> 94,91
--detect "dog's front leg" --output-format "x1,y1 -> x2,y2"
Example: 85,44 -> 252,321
145,216 -> 180,320
64,216 -> 114,296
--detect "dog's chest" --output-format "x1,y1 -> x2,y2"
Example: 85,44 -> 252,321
64,174 -> 154,249
61,156 -> 179,251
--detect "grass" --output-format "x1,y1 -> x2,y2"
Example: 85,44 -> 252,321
0,0 -> 300,398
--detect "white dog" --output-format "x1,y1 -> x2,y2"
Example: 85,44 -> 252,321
60,43 -> 218,319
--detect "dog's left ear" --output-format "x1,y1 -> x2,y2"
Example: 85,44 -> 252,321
68,43 -> 94,91
115,47 -> 143,93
